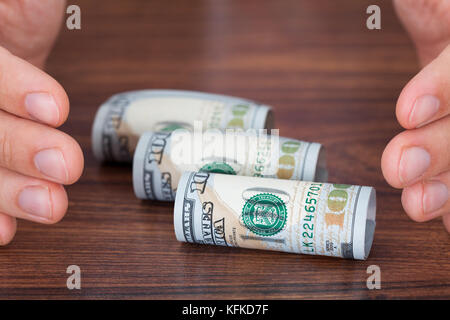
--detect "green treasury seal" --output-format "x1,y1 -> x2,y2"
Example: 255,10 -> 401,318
242,193 -> 287,237
200,162 -> 236,175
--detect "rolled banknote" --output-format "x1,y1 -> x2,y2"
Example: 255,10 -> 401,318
92,90 -> 274,162
133,130 -> 328,201
174,171 -> 376,260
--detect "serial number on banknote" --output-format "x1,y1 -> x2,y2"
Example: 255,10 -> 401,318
302,183 -> 323,253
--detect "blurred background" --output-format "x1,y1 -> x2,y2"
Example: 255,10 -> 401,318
52,0 -> 416,186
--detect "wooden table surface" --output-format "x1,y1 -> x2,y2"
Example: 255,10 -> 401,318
1,0 -> 449,299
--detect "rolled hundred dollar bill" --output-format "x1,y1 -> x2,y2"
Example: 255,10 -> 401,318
133,130 -> 328,201
174,171 -> 376,260
92,90 -> 273,162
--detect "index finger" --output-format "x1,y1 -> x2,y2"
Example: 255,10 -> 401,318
396,45 -> 450,129
0,46 -> 69,127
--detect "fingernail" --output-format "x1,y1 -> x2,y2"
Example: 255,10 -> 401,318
18,186 -> 52,219
423,181 -> 448,215
34,148 -> 68,183
25,92 -> 60,126
409,95 -> 440,128
399,146 -> 431,185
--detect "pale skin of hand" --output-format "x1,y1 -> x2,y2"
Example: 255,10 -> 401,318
0,0 -> 84,245
0,1 -> 448,245
383,0 -> 450,232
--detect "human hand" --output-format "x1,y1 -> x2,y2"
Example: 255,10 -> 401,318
382,0 -> 450,232
0,0 -> 84,245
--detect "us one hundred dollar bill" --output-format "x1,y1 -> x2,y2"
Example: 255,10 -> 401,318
91,90 -> 273,162
174,171 -> 376,260
133,130 -> 328,201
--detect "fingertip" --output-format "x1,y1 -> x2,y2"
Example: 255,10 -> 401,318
26,75 -> 70,128
381,128 -> 433,189
0,47 -> 70,127
401,183 -> 426,222
395,78 -> 440,130
48,183 -> 68,224
443,215 -> 450,233
395,47 -> 450,130
26,59 -> 71,127
62,135 -> 84,185
396,81 -> 416,129
44,130 -> 84,185
381,135 -> 404,189
0,213 -> 17,246
51,81 -> 70,127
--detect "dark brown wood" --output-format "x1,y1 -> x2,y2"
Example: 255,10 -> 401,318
0,0 -> 449,299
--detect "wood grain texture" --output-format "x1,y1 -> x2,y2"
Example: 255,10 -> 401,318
0,0 -> 449,299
